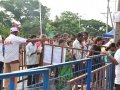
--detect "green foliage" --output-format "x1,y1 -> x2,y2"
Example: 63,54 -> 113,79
0,0 -> 50,36
0,0 -> 112,37
81,19 -> 112,35
46,11 -> 111,36
20,19 -> 40,37
0,23 -> 9,37
51,11 -> 83,35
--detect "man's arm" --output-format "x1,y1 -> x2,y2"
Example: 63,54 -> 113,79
26,38 -> 48,43
104,51 -> 118,65
0,35 -> 2,43
26,38 -> 41,42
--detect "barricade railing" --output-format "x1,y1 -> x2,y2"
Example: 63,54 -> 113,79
67,63 -> 114,90
0,68 -> 49,90
25,54 -> 114,90
19,43 -> 101,68
0,54 -> 114,90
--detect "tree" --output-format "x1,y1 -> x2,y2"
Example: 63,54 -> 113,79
50,11 -> 83,35
46,11 -> 111,36
81,19 -> 112,35
0,0 -> 50,36
0,23 -> 9,37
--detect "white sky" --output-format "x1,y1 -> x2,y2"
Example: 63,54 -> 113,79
40,0 -> 118,25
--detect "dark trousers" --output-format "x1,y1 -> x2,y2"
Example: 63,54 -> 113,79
0,62 -> 4,89
27,64 -> 39,86
115,84 -> 120,90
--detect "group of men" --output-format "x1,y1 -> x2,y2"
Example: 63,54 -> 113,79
1,23 -> 120,90
0,25 -> 44,89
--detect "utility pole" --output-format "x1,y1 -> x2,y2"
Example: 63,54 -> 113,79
106,0 -> 110,33
39,1 -> 42,36
79,16 -> 82,28
115,0 -> 120,43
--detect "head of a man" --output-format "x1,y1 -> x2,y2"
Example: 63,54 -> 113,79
82,32 -> 88,41
95,37 -> 103,46
10,27 -> 19,36
63,33 -> 69,39
40,34 -> 47,39
58,38 -> 66,47
77,32 -> 83,43
30,35 -> 37,44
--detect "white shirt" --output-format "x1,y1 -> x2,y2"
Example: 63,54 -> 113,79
0,35 -> 4,62
114,48 -> 120,84
4,34 -> 27,63
73,39 -> 83,60
26,42 -> 39,65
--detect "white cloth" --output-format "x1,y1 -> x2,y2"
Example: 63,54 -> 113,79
73,39 -> 83,60
4,34 -> 27,63
26,42 -> 39,65
10,27 -> 19,32
103,38 -> 114,47
0,35 -> 4,62
114,48 -> 120,84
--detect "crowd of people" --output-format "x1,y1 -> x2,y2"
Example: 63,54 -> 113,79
0,21 -> 120,90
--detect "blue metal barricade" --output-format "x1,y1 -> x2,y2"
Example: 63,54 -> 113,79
25,54 -> 114,90
31,54 -> 114,90
0,68 -> 49,90
66,55 -> 114,90
0,54 -> 114,90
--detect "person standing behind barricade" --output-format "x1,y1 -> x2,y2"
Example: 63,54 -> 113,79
87,36 -> 104,69
105,43 -> 116,63
53,33 -> 62,45
72,32 -> 85,77
36,34 -> 48,66
4,27 -> 46,90
87,37 -> 104,88
0,35 -> 4,90
63,33 -> 69,41
103,39 -> 120,90
55,39 -> 73,89
82,32 -> 94,51
73,33 -> 84,59
26,35 -> 39,86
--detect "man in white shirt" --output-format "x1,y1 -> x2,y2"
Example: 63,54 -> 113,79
4,27 -> 44,90
73,32 -> 84,59
0,35 -> 4,89
104,39 -> 120,90
26,35 -> 39,86
72,32 -> 84,77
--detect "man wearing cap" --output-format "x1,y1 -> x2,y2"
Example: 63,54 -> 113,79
0,35 -> 4,89
4,27 -> 44,90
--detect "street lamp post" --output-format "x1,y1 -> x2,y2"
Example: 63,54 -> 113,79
79,16 -> 82,28
106,0 -> 110,33
39,1 -> 42,36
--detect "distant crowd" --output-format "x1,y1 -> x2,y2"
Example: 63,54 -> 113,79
0,20 -> 120,90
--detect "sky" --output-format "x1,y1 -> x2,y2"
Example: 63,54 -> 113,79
40,0 -> 118,25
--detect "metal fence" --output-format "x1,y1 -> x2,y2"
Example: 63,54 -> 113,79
0,68 -> 49,90
0,54 -> 114,90
19,43 -> 99,69
30,54 -> 114,90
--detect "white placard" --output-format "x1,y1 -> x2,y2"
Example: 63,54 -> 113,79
113,11 -> 120,22
52,47 -> 66,65
43,45 -> 52,64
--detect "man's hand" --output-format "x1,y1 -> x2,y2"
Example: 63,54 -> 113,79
30,51 -> 37,56
101,51 -> 109,56
0,39 -> 2,43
